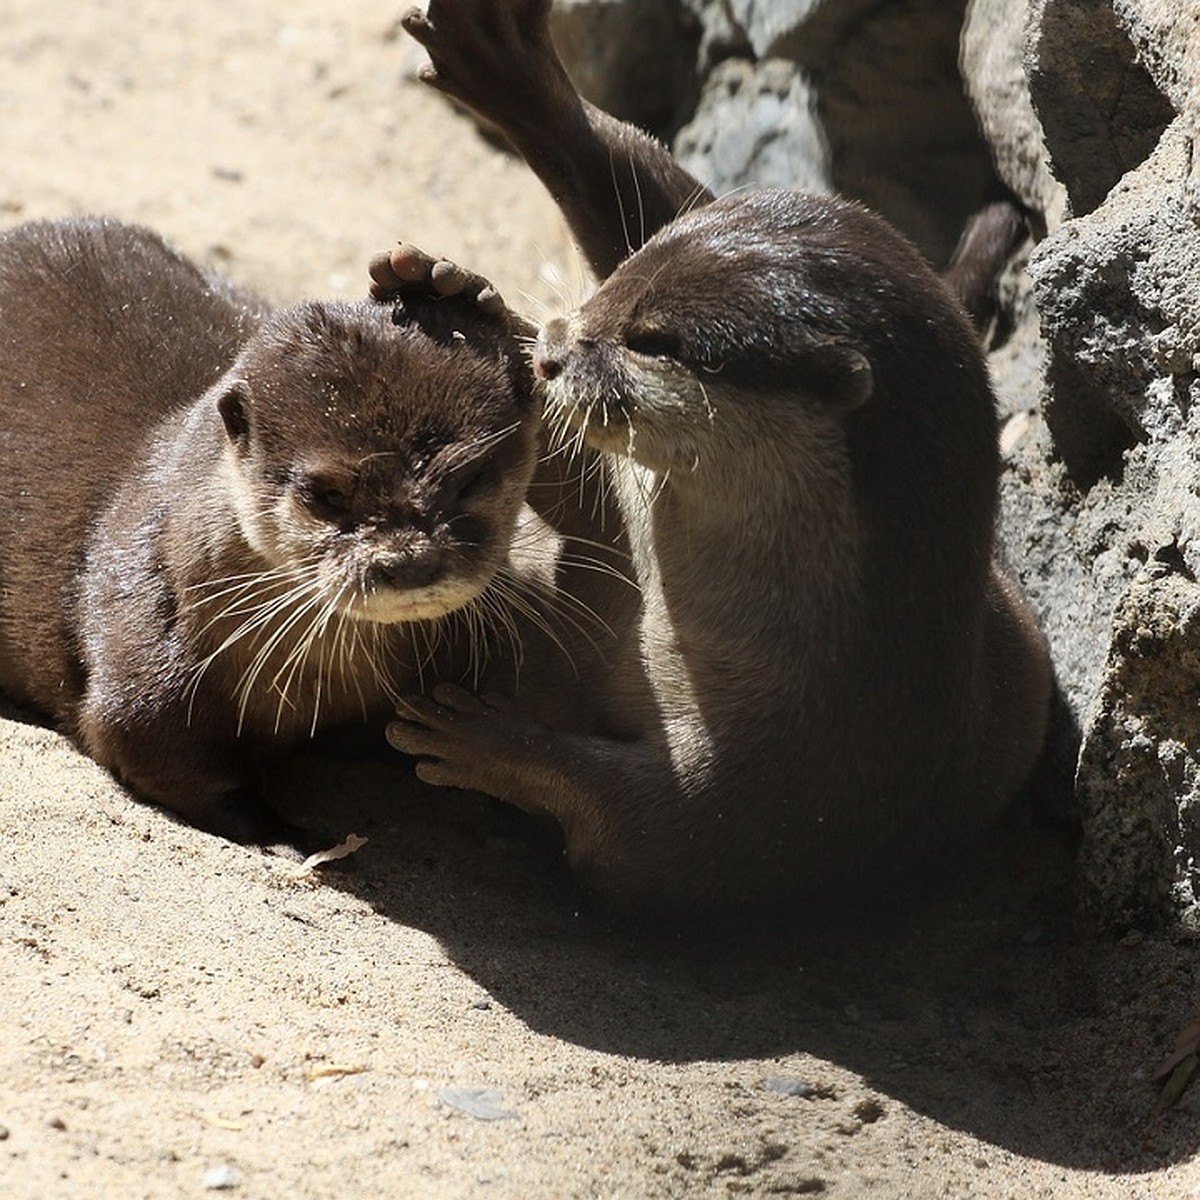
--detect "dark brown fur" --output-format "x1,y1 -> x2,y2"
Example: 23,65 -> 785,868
0,216 -> 540,844
385,0 -> 1052,911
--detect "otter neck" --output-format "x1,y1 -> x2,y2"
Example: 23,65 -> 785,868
613,451 -> 863,678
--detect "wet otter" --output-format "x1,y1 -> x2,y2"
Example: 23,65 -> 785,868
383,0 -> 1052,912
0,216 -> 540,844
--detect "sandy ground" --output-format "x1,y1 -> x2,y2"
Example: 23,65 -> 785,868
1,3 -> 1198,1197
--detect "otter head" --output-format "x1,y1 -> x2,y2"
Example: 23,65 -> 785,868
215,298 -> 537,625
532,190 -> 879,476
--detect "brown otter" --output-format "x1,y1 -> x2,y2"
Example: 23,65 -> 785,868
0,215 -> 542,845
383,0 -> 1052,912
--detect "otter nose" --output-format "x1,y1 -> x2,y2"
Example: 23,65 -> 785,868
532,345 -> 561,381
533,316 -> 570,381
369,547 -> 445,592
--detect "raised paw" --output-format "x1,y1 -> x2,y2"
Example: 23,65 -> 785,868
397,1 -> 559,131
369,242 -> 507,318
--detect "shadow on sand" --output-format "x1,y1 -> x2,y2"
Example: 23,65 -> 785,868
270,748 -> 1199,1178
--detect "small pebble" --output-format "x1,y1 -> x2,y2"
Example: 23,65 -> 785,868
763,1078 -> 815,1098
439,1086 -> 516,1121
202,1164 -> 241,1191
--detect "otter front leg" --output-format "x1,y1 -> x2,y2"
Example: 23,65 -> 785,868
387,684 -> 667,905
400,0 -> 712,275
387,683 -> 572,811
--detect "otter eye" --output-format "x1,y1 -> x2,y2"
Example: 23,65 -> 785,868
625,328 -> 681,360
298,478 -> 353,521
456,460 -> 494,503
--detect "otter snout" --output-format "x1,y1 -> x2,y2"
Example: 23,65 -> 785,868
367,544 -> 446,593
533,317 -> 569,381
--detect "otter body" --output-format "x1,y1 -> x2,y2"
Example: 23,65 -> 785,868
0,216 -> 539,842
386,0 -> 1051,911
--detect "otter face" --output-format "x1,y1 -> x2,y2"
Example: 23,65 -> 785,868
533,309 -> 712,474
533,191 -> 878,475
217,300 -> 537,626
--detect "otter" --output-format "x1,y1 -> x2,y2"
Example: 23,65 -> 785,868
0,215 -> 543,845
382,0 -> 1052,913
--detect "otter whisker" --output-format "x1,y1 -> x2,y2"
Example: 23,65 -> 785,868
628,156 -> 647,252
696,377 -> 717,428
439,420 -> 523,472
369,620 -> 407,707
463,595 -> 495,687
184,561 -> 318,616
269,584 -> 347,736
484,572 -> 577,669
674,182 -> 713,223
500,562 -> 615,652
194,575 -> 324,660
185,571 -> 328,723
410,617 -> 443,694
608,148 -> 635,261
232,586 -> 331,733
357,617 -> 406,709
330,605 -> 380,719
466,589 -> 524,686
183,563 -> 320,629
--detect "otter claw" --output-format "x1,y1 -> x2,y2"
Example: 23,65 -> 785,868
399,6 -> 433,41
415,61 -> 444,89
476,286 -> 504,316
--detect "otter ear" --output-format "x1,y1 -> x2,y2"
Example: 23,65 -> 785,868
802,343 -> 873,414
217,383 -> 251,450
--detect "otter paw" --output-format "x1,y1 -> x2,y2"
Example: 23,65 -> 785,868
386,684 -> 531,793
369,243 -> 507,318
400,1 -> 553,92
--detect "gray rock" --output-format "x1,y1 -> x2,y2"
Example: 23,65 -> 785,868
674,58 -> 832,197
1025,0 -> 1175,217
680,0 -> 752,72
1112,0 -> 1200,122
726,0 -> 877,59
763,1077 -> 816,1098
439,1086 -> 517,1121
960,0 -> 1067,232
202,1165 -> 241,1191
1029,123 -> 1200,484
1008,1 -> 1200,926
1076,568 -> 1200,929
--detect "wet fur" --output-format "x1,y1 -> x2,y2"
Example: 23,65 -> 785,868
0,216 -> 540,843
387,0 -> 1052,911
